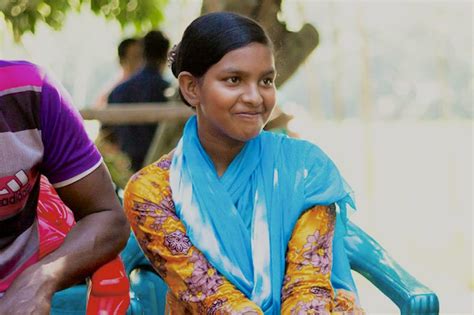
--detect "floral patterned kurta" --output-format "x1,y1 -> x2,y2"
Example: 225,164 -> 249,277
124,155 -> 363,314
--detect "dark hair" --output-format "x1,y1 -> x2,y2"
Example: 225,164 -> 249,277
118,38 -> 139,61
143,30 -> 170,63
169,12 -> 272,106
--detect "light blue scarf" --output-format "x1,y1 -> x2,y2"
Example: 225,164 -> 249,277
170,116 -> 357,314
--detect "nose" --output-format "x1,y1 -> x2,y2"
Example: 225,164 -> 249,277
241,83 -> 263,107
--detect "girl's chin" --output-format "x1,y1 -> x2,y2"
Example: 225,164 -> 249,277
232,129 -> 263,142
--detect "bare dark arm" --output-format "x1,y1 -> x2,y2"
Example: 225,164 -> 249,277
0,164 -> 130,315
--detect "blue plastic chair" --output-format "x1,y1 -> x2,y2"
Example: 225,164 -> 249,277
121,222 -> 439,315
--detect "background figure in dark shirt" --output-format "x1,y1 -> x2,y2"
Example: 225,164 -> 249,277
94,37 -> 143,109
108,30 -> 170,171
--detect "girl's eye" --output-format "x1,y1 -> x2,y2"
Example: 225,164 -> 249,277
226,76 -> 240,84
262,78 -> 274,86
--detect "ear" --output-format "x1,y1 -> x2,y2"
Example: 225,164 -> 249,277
178,71 -> 200,108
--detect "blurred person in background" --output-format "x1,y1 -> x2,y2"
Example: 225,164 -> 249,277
0,60 -> 129,314
95,37 -> 143,148
108,30 -> 170,172
94,37 -> 143,108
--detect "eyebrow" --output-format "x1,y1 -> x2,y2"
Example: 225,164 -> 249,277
221,67 -> 276,76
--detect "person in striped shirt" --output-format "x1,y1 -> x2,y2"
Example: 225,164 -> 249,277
0,60 -> 129,314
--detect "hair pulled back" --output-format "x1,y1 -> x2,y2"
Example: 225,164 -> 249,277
169,12 -> 272,107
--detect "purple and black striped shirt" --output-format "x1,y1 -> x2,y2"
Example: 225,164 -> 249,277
0,60 -> 102,285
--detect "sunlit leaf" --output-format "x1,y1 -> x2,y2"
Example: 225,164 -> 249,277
1,0 -> 168,41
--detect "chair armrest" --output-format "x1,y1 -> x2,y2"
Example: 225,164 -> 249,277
86,257 -> 130,314
344,222 -> 439,315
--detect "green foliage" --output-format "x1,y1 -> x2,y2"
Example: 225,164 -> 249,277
0,0 -> 168,40
95,137 -> 133,189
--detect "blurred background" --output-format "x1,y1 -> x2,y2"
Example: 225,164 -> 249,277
1,0 -> 472,313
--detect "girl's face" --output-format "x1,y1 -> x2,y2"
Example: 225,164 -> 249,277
195,43 -> 276,144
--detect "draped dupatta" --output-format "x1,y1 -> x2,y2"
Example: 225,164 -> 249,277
170,116 -> 356,314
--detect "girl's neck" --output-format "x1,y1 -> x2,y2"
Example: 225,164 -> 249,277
197,128 -> 245,177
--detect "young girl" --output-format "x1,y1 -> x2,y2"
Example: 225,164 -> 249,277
124,12 -> 363,314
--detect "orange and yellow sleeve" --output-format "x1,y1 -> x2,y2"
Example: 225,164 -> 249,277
282,205 -> 364,314
281,205 -> 336,314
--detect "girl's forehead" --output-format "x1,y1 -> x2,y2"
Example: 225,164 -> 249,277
214,43 -> 275,70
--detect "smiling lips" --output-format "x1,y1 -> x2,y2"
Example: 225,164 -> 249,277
235,111 -> 263,120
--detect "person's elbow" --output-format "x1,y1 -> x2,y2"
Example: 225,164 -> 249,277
101,206 -> 130,255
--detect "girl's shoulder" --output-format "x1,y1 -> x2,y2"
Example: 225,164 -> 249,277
123,154 -> 177,217
261,131 -> 327,161
125,153 -> 174,194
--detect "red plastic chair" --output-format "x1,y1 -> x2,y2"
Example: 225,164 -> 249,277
37,176 -> 130,314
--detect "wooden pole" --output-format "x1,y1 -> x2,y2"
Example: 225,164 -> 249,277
79,103 -> 193,124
